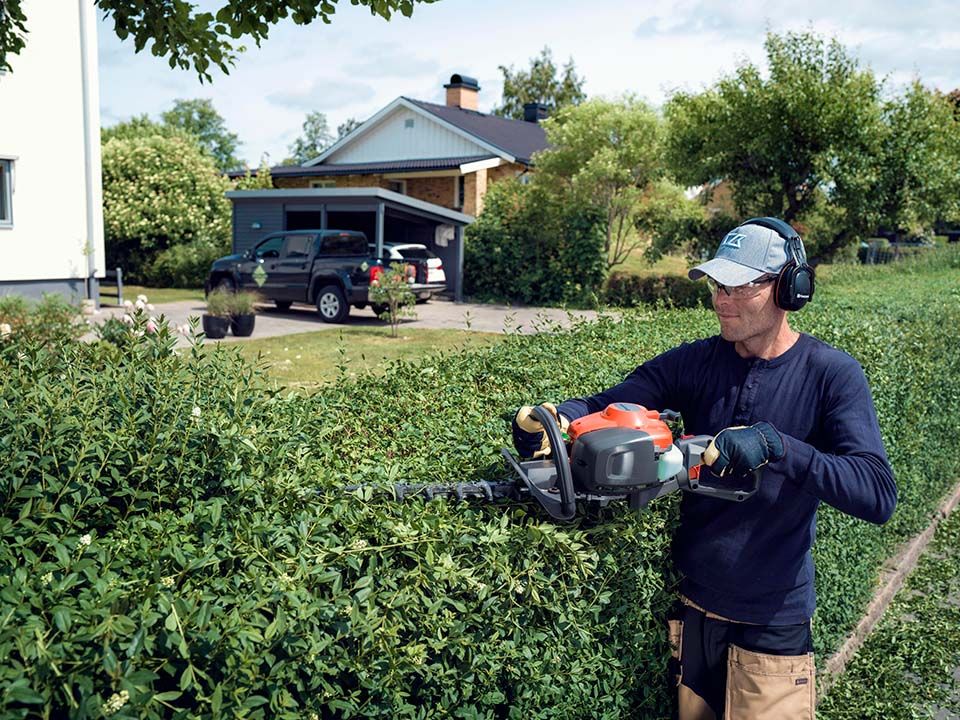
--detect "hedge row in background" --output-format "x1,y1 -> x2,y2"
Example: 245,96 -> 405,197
603,272 -> 710,309
2,248 -> 959,718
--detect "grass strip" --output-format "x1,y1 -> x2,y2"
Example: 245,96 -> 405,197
819,486 -> 960,718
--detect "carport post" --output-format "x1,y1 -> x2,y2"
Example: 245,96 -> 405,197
375,202 -> 385,256
455,225 -> 464,302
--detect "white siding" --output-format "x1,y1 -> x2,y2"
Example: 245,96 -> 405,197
327,107 -> 488,164
0,0 -> 104,283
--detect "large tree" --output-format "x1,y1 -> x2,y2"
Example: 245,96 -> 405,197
0,0 -> 440,80
162,98 -> 241,172
494,47 -> 587,120
534,96 -> 663,270
664,31 -> 884,258
286,111 -> 335,165
337,117 -> 363,139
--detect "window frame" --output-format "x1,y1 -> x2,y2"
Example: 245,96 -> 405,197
0,158 -> 14,229
309,179 -> 337,189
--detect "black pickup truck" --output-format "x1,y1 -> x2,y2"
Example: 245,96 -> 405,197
205,230 -> 426,323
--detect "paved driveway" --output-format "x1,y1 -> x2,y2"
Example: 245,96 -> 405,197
93,297 -> 603,345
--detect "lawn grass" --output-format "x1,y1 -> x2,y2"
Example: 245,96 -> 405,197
100,284 -> 204,305
615,248 -> 691,277
232,326 -> 503,391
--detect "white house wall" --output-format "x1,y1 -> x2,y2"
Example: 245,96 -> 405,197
327,107 -> 488,164
0,0 -> 104,293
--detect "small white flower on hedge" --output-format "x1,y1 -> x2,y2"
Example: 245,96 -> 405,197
42,571 -> 53,585
103,689 -> 129,715
123,300 -> 133,309
160,576 -> 175,588
0,323 -> 10,338
136,294 -> 148,303
351,539 -> 368,551
79,533 -> 92,548
121,314 -> 134,325
135,299 -> 146,311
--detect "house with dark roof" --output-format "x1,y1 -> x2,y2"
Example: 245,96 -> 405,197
266,74 -> 550,216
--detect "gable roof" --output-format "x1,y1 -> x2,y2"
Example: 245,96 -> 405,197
304,96 -> 549,168
405,98 -> 548,165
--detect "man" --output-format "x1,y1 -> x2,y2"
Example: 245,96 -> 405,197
512,218 -> 897,719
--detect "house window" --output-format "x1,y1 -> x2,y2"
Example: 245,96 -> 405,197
310,180 -> 336,189
385,180 -> 406,195
404,119 -> 415,129
0,159 -> 12,227
454,175 -> 465,209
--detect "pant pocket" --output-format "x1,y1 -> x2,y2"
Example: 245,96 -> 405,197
724,644 -> 815,720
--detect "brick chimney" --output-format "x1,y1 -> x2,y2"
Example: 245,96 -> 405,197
444,74 -> 480,111
523,102 -> 549,123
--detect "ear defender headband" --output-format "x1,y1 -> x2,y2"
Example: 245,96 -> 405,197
743,217 -> 815,311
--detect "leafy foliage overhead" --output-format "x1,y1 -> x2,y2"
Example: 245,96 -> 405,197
0,0 -> 441,80
494,46 -> 587,120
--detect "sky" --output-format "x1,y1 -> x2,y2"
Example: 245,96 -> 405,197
97,0 -> 960,167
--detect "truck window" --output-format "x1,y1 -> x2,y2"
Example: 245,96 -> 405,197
396,246 -> 433,260
320,233 -> 368,256
281,234 -> 314,259
254,236 -> 283,259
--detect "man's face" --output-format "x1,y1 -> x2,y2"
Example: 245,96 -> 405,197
710,278 -> 783,345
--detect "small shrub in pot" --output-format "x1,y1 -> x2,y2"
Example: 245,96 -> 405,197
227,291 -> 262,337
202,289 -> 232,339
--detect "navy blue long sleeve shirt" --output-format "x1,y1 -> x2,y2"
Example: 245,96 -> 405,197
557,333 -> 897,625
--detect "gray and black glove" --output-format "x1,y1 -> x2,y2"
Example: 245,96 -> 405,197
703,421 -> 785,477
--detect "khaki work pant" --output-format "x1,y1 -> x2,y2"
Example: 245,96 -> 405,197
668,597 -> 815,719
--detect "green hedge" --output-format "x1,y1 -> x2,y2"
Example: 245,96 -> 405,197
603,272 -> 710,309
1,248 -> 959,718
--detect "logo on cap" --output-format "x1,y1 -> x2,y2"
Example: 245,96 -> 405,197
720,232 -> 746,250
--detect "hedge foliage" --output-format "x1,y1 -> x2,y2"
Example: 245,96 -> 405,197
603,272 -> 710,309
463,180 -> 606,306
1,248 -> 959,718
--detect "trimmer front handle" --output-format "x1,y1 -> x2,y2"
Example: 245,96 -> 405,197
676,435 -> 762,502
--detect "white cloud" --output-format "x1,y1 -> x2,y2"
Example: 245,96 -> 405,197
266,79 -> 376,112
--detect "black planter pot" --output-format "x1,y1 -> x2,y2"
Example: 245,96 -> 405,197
202,314 -> 230,339
231,314 -> 256,337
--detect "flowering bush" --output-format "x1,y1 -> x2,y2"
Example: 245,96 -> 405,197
95,294 -> 191,349
368,263 -> 416,337
102,134 -> 232,284
0,293 -> 84,347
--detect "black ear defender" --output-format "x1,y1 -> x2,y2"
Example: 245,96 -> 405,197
743,217 -> 815,311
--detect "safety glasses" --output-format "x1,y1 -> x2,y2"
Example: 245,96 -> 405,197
706,275 -> 777,299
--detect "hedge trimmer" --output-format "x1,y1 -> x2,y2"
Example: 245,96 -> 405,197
351,403 -> 760,521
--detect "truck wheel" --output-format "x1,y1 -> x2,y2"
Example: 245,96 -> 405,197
371,303 -> 389,317
316,285 -> 349,323
274,300 -> 293,311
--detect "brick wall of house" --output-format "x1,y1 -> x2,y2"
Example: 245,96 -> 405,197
406,176 -> 456,208
269,162 -> 529,214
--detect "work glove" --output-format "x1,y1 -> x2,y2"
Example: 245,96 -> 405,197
703,421 -> 785,477
512,402 -> 570,459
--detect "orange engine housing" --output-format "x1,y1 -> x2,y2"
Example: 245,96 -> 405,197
567,402 -> 674,451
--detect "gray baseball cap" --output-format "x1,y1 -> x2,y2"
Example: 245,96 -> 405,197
688,223 -> 791,286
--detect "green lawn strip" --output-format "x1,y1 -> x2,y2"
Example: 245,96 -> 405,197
819,501 -> 960,719
230,326 -> 504,390
616,249 -> 691,277
100,284 -> 204,305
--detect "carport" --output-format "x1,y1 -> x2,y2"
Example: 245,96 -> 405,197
225,188 -> 474,301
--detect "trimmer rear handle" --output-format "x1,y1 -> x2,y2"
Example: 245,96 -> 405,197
676,434 -> 762,502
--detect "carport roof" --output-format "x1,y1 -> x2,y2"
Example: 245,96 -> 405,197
225,187 -> 475,225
